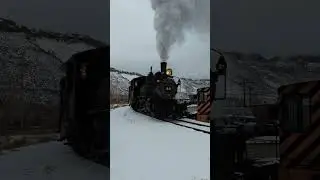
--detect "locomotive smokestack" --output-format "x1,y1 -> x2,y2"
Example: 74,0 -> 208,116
161,61 -> 167,74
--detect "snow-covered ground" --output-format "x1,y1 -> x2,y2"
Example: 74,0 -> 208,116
0,142 -> 109,180
110,106 -> 210,180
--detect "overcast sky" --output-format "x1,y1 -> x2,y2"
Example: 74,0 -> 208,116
110,0 -> 210,79
0,0 -> 109,44
212,0 -> 320,57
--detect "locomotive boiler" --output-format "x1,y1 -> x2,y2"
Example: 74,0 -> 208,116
129,62 -> 188,119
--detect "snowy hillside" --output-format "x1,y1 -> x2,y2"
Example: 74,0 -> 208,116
0,18 -> 105,104
219,51 -> 320,104
110,67 -> 210,99
1,17 -> 319,106
111,52 -> 320,104
110,68 -> 142,96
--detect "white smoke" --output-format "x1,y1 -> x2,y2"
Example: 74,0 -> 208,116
150,0 -> 210,62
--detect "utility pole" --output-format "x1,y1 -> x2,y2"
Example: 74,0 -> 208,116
242,79 -> 246,107
248,86 -> 252,106
241,79 -> 255,107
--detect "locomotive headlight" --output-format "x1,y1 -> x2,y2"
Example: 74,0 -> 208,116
166,68 -> 172,76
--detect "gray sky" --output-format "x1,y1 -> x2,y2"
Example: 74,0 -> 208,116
212,0 -> 320,57
0,0 -> 109,44
110,0 -> 210,79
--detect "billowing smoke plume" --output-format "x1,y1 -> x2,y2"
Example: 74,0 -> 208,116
150,0 -> 210,62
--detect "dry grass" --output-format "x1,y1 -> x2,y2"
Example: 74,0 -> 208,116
0,134 -> 58,153
0,96 -> 59,154
110,93 -> 128,105
0,99 -> 59,136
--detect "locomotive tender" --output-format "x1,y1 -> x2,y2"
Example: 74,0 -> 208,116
59,47 -> 109,166
129,62 -> 188,119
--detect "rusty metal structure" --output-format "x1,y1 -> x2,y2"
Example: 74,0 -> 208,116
196,87 -> 211,122
278,80 -> 320,180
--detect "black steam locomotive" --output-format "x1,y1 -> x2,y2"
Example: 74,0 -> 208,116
59,47 -> 109,166
129,62 -> 188,119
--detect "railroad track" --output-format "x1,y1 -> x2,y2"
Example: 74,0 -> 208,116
174,119 -> 210,128
131,107 -> 210,134
161,118 -> 210,134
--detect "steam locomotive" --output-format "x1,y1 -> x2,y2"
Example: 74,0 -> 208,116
59,47 -> 109,166
129,62 -> 188,119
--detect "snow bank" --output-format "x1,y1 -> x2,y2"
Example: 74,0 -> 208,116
246,136 -> 279,144
187,104 -> 198,114
110,107 -> 210,180
253,158 -> 279,167
110,104 -> 128,109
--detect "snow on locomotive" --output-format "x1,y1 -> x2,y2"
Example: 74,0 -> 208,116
129,62 -> 187,119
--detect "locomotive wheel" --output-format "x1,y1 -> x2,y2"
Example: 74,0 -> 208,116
73,136 -> 91,158
132,100 -> 138,111
154,102 -> 165,119
71,122 -> 94,158
131,101 -> 136,110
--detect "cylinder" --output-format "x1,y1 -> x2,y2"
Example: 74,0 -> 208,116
161,62 -> 167,73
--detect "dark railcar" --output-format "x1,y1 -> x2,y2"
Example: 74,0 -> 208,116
59,47 -> 109,166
